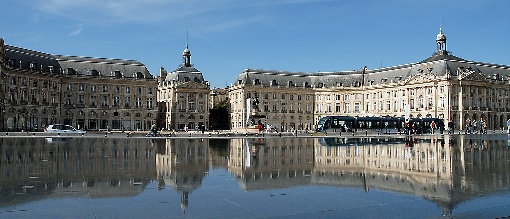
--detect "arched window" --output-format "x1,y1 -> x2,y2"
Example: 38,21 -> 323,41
114,71 -> 122,78
91,69 -> 99,76
271,79 -> 278,86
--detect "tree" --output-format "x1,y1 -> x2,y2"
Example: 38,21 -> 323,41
209,100 -> 230,130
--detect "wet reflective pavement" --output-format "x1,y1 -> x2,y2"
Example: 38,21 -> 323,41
1,134 -> 510,218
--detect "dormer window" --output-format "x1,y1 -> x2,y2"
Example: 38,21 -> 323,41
136,72 -> 144,79
288,81 -> 294,87
253,79 -> 261,85
271,79 -> 278,86
114,70 -> 122,78
91,69 -> 99,76
30,63 -> 37,70
67,68 -> 74,75
48,66 -> 54,73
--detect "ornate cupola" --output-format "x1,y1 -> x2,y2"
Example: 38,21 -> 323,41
436,28 -> 447,55
182,44 -> 191,67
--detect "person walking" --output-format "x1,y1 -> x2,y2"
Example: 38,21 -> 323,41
151,123 -> 157,137
507,118 -> 510,134
448,120 -> 454,134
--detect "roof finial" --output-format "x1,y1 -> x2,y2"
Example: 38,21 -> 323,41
186,28 -> 189,49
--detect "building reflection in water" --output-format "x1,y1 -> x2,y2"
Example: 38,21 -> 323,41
1,136 -> 509,216
0,137 -> 157,206
225,136 -> 510,216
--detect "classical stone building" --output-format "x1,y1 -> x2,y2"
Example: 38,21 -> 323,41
229,29 -> 510,132
0,38 -> 157,131
157,45 -> 210,131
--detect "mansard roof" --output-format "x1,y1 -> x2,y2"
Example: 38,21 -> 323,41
5,44 -> 153,79
5,45 -> 61,72
234,52 -> 510,89
163,64 -> 206,84
55,55 -> 152,79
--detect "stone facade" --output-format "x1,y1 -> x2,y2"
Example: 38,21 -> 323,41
228,29 -> 510,132
157,45 -> 210,131
0,39 -> 157,131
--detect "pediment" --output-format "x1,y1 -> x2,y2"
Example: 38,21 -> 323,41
177,81 -> 209,89
458,71 -> 488,82
404,74 -> 434,85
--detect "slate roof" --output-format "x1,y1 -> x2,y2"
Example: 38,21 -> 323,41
5,45 -> 153,79
163,64 -> 206,83
55,55 -> 152,79
235,52 -> 510,89
5,45 -> 61,72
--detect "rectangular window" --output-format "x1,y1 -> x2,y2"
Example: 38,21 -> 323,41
78,95 -> 85,105
125,97 -> 131,107
147,98 -> 153,109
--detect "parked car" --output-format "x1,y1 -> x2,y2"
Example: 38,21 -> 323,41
44,124 -> 86,134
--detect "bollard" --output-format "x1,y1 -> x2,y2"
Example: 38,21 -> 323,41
339,132 -> 341,136
33,132 -> 35,136
5,132 -> 8,136
365,130 -> 368,136
58,133 -> 60,136
81,133 -> 84,136
279,133 -> 282,137
105,132 -> 108,137
189,133 -> 192,137
208,133 -> 211,137
262,133 -> 265,137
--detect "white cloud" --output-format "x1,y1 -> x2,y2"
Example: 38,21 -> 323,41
69,25 -> 83,36
21,0 -> 336,34
28,0 -> 332,21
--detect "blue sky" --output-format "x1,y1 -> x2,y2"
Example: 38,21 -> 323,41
2,0 -> 509,88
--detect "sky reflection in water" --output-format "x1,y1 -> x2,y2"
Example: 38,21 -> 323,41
0,135 -> 509,218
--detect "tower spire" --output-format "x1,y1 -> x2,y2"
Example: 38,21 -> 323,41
182,29 -> 191,67
436,27 -> 447,55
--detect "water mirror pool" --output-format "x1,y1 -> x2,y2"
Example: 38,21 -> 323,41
1,135 -> 509,218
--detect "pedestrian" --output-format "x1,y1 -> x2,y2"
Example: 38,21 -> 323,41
448,120 -> 453,134
151,123 -> 157,137
465,118 -> 471,134
430,120 -> 436,134
507,118 -> 510,134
